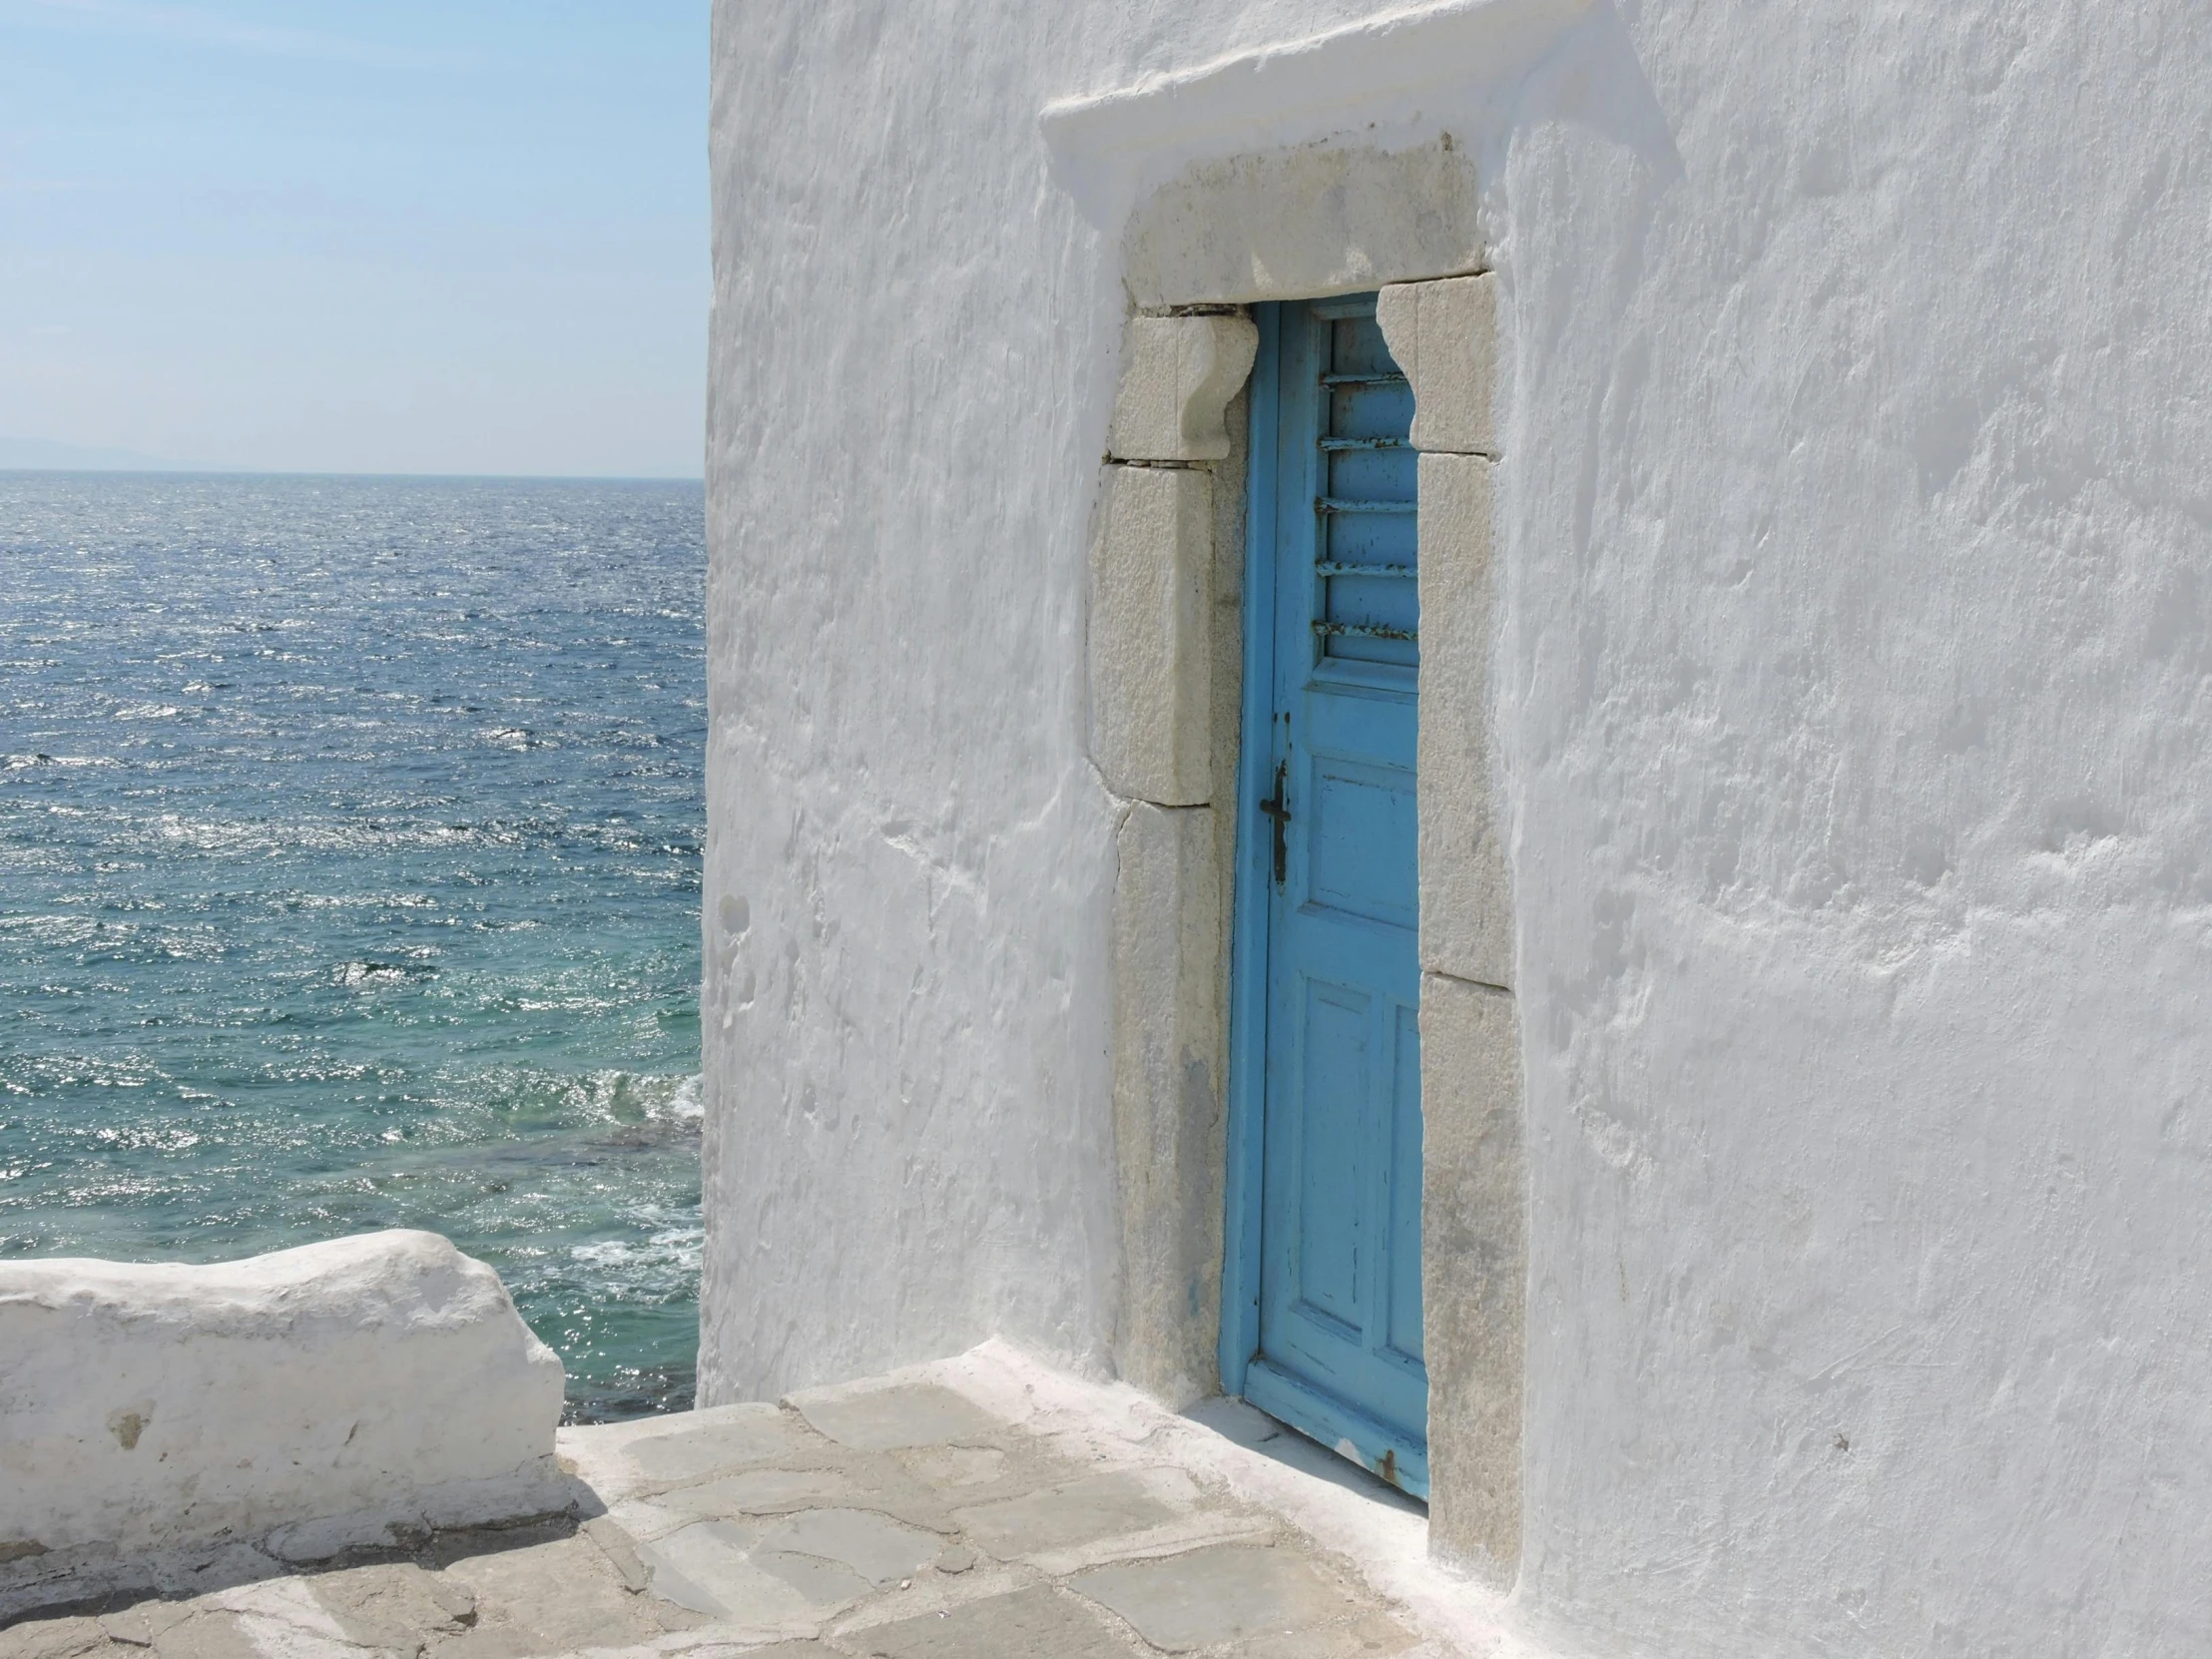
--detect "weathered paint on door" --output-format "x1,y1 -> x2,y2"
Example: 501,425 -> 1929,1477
1228,293 -> 1427,1494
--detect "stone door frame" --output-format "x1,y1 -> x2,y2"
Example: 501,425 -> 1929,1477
1085,142 -> 1527,1583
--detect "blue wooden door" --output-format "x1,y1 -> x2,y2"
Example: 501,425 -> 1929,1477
1232,294 -> 1426,1494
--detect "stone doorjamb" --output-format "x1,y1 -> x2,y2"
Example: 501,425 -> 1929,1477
1091,307 -> 1256,1417
1376,274 -> 1525,1585
1086,159 -> 1524,1586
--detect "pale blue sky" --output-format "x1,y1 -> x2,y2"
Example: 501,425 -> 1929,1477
0,1 -> 707,477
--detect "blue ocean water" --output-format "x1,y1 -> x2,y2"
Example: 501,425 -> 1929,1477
0,472 -> 705,1421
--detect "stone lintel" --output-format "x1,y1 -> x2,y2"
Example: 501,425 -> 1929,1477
1125,139 -> 1484,310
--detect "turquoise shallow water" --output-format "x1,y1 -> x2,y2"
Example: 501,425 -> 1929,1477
0,472 -> 705,1421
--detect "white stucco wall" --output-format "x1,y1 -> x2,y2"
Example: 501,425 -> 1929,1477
705,1 -> 2212,1652
1500,7 -> 2212,1655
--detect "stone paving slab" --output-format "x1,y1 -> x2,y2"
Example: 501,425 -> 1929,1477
785,1383 -> 1002,1454
1,1346 -> 1491,1659
1069,1543 -> 1365,1653
954,1468 -> 1187,1557
844,1585 -> 1134,1659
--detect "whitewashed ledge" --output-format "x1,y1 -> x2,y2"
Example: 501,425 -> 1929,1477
0,1231 -> 573,1620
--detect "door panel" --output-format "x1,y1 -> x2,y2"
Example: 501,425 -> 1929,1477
1295,980 -> 1370,1329
1307,759 -> 1417,928
1386,1003 -> 1425,1368
1238,293 -> 1428,1494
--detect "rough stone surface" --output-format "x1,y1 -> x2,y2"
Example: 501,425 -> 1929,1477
307,1561 -> 476,1646
655,1468 -> 854,1520
1109,802 -> 1226,1408
1413,452 -> 1508,993
581,1514 -> 653,1592
1107,313 -> 1259,463
757,1511 -> 942,1587
93,1610 -> 153,1649
0,1349 -> 1475,1656
622,1404 -> 823,1482
1121,140 -> 1483,310
1070,1543 -> 1355,1653
1375,276 -> 1498,458
1099,319 -> 1248,1426
640,1515 -> 868,1627
132,1613 -> 252,1659
1089,462 -> 1215,807
0,1232 -> 567,1581
848,1586 -> 1132,1659
787,1383 -> 1001,1453
437,1528 -> 673,1653
1229,1610 -> 1422,1657
0,1618 -> 105,1659
894,1446 -> 1005,1491
953,1469 -> 1184,1559
1417,973 -> 1525,1584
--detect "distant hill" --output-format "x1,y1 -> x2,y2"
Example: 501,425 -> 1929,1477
0,436 -> 215,472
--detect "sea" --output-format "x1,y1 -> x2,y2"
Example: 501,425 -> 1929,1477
0,471 -> 706,1422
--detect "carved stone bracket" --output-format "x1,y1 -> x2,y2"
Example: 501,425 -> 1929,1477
1377,274 -> 1499,458
1106,313 -> 1260,463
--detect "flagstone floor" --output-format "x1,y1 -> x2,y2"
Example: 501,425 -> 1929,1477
0,1345 -> 1507,1659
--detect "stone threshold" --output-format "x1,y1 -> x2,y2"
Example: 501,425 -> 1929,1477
2,1341 -> 1520,1659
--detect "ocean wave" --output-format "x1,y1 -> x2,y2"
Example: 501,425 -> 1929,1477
281,890 -> 439,911
4,753 -> 118,770
578,1069 -> 704,1123
665,1073 -> 704,1121
333,959 -> 437,988
130,815 -> 658,857
92,1125 -> 203,1153
568,1223 -> 704,1272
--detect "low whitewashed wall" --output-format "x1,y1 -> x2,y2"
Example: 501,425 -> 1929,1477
0,1231 -> 569,1588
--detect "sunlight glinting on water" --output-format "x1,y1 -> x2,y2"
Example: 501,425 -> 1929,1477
0,472 -> 706,1422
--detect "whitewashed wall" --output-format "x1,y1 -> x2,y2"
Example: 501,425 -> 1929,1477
0,1232 -> 567,1606
705,1 -> 2212,1652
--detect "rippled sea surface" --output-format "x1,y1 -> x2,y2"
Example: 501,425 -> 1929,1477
0,472 -> 704,1421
